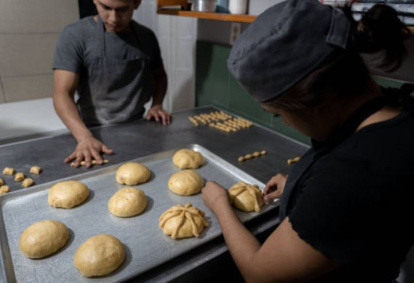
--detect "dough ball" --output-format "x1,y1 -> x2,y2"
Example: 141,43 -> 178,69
48,180 -> 89,209
172,149 -> 204,169
74,234 -> 125,277
116,162 -> 151,185
19,220 -> 69,259
168,170 -> 203,196
159,203 -> 208,239
228,181 -> 263,212
108,187 -> 147,217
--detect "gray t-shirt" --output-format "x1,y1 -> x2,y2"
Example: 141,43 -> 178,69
53,16 -> 164,125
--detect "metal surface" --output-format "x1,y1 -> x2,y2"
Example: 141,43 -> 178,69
0,106 -> 309,282
0,144 -> 277,282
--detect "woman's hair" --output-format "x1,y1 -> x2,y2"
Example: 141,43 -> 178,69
266,3 -> 411,111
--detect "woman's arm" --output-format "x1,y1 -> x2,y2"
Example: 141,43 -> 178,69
202,181 -> 338,283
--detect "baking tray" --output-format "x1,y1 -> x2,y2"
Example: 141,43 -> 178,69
0,144 -> 279,283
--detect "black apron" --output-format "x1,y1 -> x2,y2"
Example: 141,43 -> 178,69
279,96 -> 386,221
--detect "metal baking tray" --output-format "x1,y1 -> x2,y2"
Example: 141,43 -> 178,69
0,144 -> 279,283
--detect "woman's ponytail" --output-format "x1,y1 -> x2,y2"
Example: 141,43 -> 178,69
346,4 -> 411,71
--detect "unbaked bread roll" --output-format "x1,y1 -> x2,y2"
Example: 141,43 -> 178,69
108,187 -> 147,217
0,185 -> 10,195
159,203 -> 208,239
168,170 -> 203,196
115,162 -> 151,185
19,220 -> 69,259
48,180 -> 89,209
228,181 -> 263,212
74,234 -> 125,277
172,149 -> 204,169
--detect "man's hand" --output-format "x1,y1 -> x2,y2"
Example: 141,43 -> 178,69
263,173 -> 287,204
146,104 -> 171,125
65,136 -> 114,168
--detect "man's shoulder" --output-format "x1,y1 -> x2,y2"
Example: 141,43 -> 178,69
62,16 -> 96,36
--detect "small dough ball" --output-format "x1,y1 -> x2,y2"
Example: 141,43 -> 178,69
108,187 -> 147,217
115,162 -> 151,185
172,149 -> 204,169
19,220 -> 69,259
48,180 -> 89,208
228,181 -> 263,213
22,178 -> 34,188
0,178 -> 4,186
14,172 -> 25,182
159,203 -> 208,239
30,166 -> 42,174
168,170 -> 203,196
3,167 -> 15,175
0,185 -> 10,195
74,234 -> 125,277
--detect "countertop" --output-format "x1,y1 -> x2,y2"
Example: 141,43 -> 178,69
0,106 -> 308,282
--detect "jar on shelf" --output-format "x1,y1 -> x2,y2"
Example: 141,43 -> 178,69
229,0 -> 247,14
216,0 -> 229,13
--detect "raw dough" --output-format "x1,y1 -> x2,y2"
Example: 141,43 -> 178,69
74,234 -> 125,277
3,167 -> 15,175
19,220 -> 69,259
14,172 -> 25,181
228,181 -> 263,212
172,149 -> 204,169
48,180 -> 89,208
168,170 -> 203,196
115,162 -> 151,185
108,187 -> 147,217
22,178 -> 34,188
159,203 -> 208,239
0,185 -> 10,195
30,166 -> 42,174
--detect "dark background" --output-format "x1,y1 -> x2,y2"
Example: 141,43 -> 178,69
78,0 -> 97,18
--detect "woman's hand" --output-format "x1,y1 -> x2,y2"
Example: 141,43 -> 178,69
202,181 -> 231,214
146,104 -> 172,125
263,173 -> 287,204
64,136 -> 114,168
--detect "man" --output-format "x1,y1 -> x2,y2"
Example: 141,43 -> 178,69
53,0 -> 171,168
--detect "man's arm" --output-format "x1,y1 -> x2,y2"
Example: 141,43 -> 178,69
146,66 -> 171,124
53,70 -> 114,167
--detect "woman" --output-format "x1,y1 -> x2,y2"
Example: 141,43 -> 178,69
202,0 -> 413,282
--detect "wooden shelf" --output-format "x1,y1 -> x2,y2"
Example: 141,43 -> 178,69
157,9 -> 256,23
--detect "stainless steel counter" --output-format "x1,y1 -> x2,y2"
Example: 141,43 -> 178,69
0,106 -> 308,282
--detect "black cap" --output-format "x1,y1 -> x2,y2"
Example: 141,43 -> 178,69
227,0 -> 351,102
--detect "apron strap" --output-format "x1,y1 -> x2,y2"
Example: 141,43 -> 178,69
97,15 -> 106,58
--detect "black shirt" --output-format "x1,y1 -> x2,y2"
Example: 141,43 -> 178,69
287,110 -> 414,282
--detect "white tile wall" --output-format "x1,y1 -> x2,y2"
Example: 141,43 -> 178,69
133,0 -> 197,113
0,78 -> 5,103
3,74 -> 53,102
0,34 -> 59,77
0,0 -> 79,33
0,0 -> 78,103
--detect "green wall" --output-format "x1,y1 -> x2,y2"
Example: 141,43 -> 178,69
195,41 -> 407,145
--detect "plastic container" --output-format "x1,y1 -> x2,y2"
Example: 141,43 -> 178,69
216,0 -> 229,13
229,0 -> 247,14
192,0 -> 217,12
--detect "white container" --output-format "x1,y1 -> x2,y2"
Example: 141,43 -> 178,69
192,0 -> 217,12
229,0 -> 247,14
